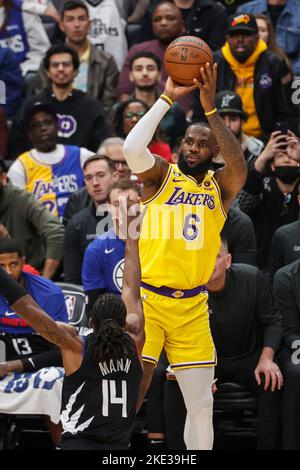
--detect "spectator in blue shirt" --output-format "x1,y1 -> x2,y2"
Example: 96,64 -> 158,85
82,179 -> 140,315
0,47 -> 24,119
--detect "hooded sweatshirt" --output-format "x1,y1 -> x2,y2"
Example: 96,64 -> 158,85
222,38 -> 267,138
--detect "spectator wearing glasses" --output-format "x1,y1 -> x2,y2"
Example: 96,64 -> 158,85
113,98 -> 172,162
98,137 -> 132,181
33,0 -> 119,118
10,43 -> 111,158
239,128 -> 300,272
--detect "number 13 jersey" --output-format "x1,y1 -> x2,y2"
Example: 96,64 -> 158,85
139,164 -> 227,289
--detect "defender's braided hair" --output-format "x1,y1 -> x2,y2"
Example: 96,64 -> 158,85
91,293 -> 135,362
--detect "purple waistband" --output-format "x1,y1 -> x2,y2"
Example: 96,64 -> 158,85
141,282 -> 207,299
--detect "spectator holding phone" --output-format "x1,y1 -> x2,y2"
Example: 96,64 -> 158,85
239,125 -> 300,272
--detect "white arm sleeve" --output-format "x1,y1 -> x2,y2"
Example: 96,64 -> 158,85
7,160 -> 26,189
21,10 -> 50,76
79,148 -> 95,168
123,98 -> 170,174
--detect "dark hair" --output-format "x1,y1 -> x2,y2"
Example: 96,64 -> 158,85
44,44 -> 80,71
108,179 -> 141,200
220,236 -> 229,252
112,99 -> 149,138
0,158 -> 7,174
61,0 -> 89,17
83,154 -> 116,173
91,293 -> 135,362
129,51 -> 162,71
0,239 -> 23,257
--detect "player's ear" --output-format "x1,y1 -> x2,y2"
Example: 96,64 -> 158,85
129,72 -> 134,83
214,144 -> 220,159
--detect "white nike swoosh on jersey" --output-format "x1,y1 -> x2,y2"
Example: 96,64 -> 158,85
4,311 -> 16,317
104,248 -> 115,254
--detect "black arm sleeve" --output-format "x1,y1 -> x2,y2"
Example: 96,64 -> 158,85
0,268 -> 28,305
21,349 -> 63,372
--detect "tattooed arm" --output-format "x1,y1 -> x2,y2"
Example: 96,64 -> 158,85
12,295 -> 81,351
194,64 -> 247,213
0,267 -> 82,353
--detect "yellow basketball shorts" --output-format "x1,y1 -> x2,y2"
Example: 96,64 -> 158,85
141,286 -> 216,371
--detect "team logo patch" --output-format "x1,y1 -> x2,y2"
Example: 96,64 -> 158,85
113,259 -> 125,292
57,114 -> 77,138
172,290 -> 184,299
258,73 -> 272,90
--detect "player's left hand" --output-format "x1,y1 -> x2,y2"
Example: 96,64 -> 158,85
193,62 -> 217,114
254,358 -> 283,392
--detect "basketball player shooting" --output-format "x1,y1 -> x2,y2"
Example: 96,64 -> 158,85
123,63 -> 247,450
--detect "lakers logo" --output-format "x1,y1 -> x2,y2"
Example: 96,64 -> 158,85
172,290 -> 184,299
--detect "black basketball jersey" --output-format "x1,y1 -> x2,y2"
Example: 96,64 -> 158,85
61,332 -> 142,448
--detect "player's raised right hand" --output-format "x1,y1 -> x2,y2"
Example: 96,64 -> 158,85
163,76 -> 196,103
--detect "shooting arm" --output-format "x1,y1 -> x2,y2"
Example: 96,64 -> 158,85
209,112 -> 247,212
123,98 -> 170,182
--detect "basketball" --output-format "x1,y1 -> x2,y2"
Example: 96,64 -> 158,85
164,36 -> 213,86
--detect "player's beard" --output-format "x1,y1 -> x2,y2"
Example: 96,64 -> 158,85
178,151 -> 212,177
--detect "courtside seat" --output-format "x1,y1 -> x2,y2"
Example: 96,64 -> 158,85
0,284 -> 89,450
55,282 -> 89,332
214,382 -> 257,411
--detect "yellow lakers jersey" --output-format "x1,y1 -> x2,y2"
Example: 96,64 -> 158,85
139,164 -> 227,289
18,147 -> 84,219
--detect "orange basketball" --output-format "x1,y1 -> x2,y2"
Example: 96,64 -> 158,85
164,36 -> 213,86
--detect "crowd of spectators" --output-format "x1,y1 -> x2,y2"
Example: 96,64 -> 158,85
1,0 -> 300,450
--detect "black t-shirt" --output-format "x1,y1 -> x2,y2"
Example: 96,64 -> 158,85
269,219 -> 300,279
208,264 -> 282,358
268,4 -> 285,29
221,207 -> 257,265
63,205 -> 112,284
243,170 -> 300,270
61,333 -> 142,448
273,259 -> 300,349
0,332 -> 57,361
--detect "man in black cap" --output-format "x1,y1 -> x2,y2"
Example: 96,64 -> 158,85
216,90 -> 264,166
7,101 -> 93,222
193,12 -> 299,139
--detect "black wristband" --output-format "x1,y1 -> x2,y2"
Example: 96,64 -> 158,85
0,268 -> 28,305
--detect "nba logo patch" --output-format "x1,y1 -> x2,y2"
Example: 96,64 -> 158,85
259,73 -> 272,90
